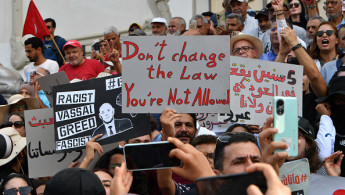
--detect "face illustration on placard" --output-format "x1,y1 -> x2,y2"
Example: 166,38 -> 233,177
99,103 -> 115,123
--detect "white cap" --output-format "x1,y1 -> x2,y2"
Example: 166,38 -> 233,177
151,17 -> 168,26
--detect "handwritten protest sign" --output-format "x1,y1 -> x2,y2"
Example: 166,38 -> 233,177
25,108 -> 116,178
122,36 -> 230,113
52,75 -> 150,152
196,113 -> 228,136
219,56 -> 303,125
279,158 -> 310,195
37,71 -> 70,106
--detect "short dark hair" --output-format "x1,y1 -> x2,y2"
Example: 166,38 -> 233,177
1,173 -> 33,193
214,132 -> 258,171
44,18 -> 56,28
225,123 -> 251,133
24,37 -> 43,50
93,147 -> 123,170
191,134 -> 217,147
202,11 -> 214,17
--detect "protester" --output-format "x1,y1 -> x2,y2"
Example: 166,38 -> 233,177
43,18 -> 67,66
226,13 -> 244,34
288,0 -> 307,29
128,23 -> 142,35
5,112 -> 26,137
19,84 -> 34,98
151,18 -> 168,36
0,173 -> 33,195
59,40 -> 106,80
191,135 -> 217,169
255,8 -> 271,39
168,17 -> 186,36
23,37 -> 59,79
230,33 -> 263,59
30,68 -> 50,108
309,22 -> 339,70
306,17 -> 323,47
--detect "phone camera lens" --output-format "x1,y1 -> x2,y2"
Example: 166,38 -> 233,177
277,99 -> 284,106
277,107 -> 284,115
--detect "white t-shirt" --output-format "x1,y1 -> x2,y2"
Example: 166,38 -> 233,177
23,59 -> 59,74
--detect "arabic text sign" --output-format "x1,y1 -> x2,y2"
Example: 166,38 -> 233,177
279,158 -> 310,195
122,36 -> 230,113
52,75 -> 151,152
224,57 -> 303,125
25,108 -> 81,177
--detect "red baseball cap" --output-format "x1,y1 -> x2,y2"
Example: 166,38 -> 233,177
63,40 -> 82,50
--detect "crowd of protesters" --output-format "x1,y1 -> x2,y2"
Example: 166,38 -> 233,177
1,0 -> 345,194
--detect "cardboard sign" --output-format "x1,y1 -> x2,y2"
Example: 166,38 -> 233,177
279,158 -> 310,195
122,36 -> 230,113
25,108 -> 117,178
37,71 -> 70,106
223,56 -> 303,125
196,113 -> 228,136
309,174 -> 345,194
52,75 -> 150,152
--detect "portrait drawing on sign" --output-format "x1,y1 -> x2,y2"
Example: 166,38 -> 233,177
92,103 -> 133,140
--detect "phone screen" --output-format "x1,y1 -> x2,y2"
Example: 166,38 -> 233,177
124,141 -> 182,171
195,172 -> 267,195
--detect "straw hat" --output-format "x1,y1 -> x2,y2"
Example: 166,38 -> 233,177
0,94 -> 40,125
0,127 -> 27,166
230,33 -> 263,59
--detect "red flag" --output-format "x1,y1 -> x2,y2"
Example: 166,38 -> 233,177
22,0 -> 50,41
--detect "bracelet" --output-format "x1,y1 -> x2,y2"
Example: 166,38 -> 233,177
274,9 -> 285,12
292,43 -> 302,51
308,4 -> 316,9
275,12 -> 284,16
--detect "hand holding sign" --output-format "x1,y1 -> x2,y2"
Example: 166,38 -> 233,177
79,134 -> 104,169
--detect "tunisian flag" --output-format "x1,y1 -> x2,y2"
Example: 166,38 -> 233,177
22,0 -> 50,41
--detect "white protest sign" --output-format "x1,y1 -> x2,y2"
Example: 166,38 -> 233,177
122,36 -> 230,113
309,174 -> 345,194
25,108 -> 116,178
221,56 -> 303,125
196,113 -> 228,136
279,158 -> 310,195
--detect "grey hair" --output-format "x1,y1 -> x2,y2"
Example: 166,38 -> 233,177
190,14 -> 208,25
173,17 -> 186,30
309,16 -> 325,23
104,26 -> 119,36
226,13 -> 244,26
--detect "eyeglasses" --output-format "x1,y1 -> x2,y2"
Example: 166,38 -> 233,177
46,26 -> 51,29
324,1 -> 339,6
30,71 -> 45,77
270,28 -> 277,32
4,186 -> 33,195
5,121 -> 24,128
108,163 -> 121,169
204,152 -> 215,160
289,3 -> 300,8
316,30 -> 334,37
232,46 -> 255,55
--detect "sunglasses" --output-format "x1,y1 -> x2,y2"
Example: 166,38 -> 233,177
289,3 -> 300,8
10,104 -> 26,110
316,30 -> 334,37
4,186 -> 32,195
30,71 -> 45,77
108,163 -> 121,169
46,26 -> 51,29
6,121 -> 24,128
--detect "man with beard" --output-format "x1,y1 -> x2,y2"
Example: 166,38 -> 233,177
309,0 -> 344,29
255,8 -> 271,39
226,13 -> 244,34
168,17 -> 186,36
316,76 -> 345,176
23,37 -> 59,79
306,17 -> 323,47
160,108 -> 197,144
59,40 -> 106,81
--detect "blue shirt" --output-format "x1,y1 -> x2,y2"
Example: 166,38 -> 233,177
43,36 -> 67,66
259,50 -> 278,62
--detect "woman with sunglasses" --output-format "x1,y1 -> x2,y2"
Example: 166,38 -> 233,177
309,22 -> 339,70
288,0 -> 308,29
1,173 -> 34,195
6,112 -> 26,137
